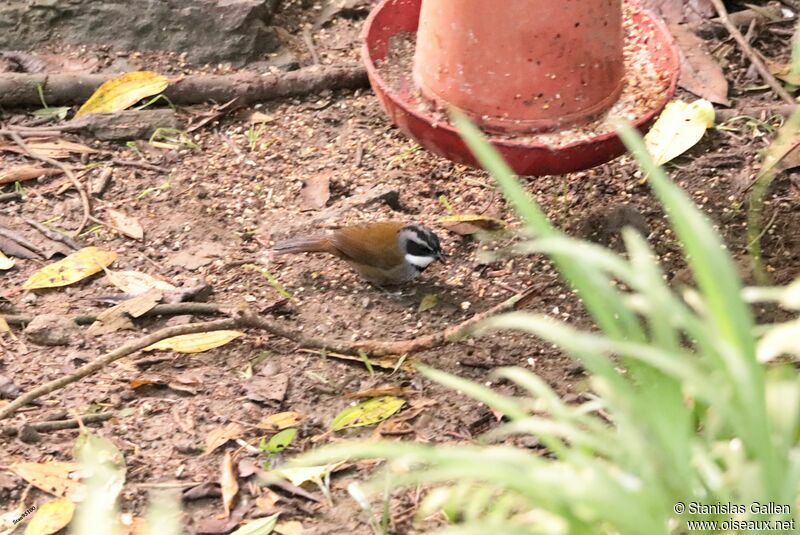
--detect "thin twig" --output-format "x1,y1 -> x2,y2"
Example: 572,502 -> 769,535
302,28 -> 321,65
0,192 -> 22,203
23,218 -> 81,250
3,302 -> 225,326
110,158 -> 169,173
0,130 -> 92,235
0,412 -> 115,436
709,0 -> 795,105
0,226 -> 44,255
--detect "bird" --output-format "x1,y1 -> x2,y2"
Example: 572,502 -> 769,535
271,221 -> 444,286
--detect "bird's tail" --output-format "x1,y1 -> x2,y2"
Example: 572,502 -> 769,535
271,236 -> 333,256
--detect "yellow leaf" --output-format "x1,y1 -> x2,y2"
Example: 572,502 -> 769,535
0,251 -> 14,270
22,247 -> 117,290
270,463 -> 343,487
256,411 -> 305,432
76,71 -> 169,117
105,270 -> 176,295
144,330 -> 244,353
417,293 -> 438,313
11,462 -> 82,497
203,423 -> 245,456
0,316 -> 10,333
24,497 -> 75,535
330,396 -> 405,431
220,451 -> 239,519
644,99 -> 715,166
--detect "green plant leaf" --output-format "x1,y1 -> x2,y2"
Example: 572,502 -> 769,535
266,428 -> 297,453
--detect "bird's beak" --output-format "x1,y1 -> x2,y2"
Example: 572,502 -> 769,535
437,253 -> 447,264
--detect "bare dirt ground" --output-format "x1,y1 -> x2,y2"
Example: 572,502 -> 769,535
1,1 -> 798,533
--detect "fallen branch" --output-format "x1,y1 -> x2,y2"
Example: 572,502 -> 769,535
0,64 -> 368,107
3,302 -> 225,326
0,292 -> 528,419
709,0 -> 795,105
0,192 -> 23,203
0,130 -> 91,236
0,411 -> 114,437
6,110 -> 182,141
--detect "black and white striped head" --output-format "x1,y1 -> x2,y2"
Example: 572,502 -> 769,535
398,224 -> 444,271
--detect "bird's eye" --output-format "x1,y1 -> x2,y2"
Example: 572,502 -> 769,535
407,241 -> 433,257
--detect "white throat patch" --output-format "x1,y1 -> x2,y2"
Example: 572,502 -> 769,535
405,254 -> 435,269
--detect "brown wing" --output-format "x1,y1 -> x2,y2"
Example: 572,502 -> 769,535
330,221 -> 404,270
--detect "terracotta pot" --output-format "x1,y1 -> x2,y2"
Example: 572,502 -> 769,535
413,0 -> 625,133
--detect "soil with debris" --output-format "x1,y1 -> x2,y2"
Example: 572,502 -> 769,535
1,0 -> 799,534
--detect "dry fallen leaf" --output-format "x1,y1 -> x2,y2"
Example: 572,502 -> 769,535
105,269 -> 176,295
245,373 -> 289,403
249,111 -> 275,124
106,209 -> 144,241
0,137 -> 97,160
257,412 -> 305,432
230,514 -> 280,535
326,352 -> 415,372
0,165 -> 62,185
76,71 -> 169,117
330,396 -> 405,431
0,251 -> 15,270
299,171 -> 332,211
768,60 -> 800,86
204,423 -> 246,456
275,520 -> 304,535
11,462 -> 82,497
24,497 -> 75,535
344,385 -> 411,399
220,451 -> 239,519
670,24 -> 730,106
86,289 -> 163,336
22,247 -> 118,290
439,214 -> 506,236
644,99 -> 715,166
143,330 -> 244,353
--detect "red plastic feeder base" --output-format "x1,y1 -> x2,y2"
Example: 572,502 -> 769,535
362,0 -> 680,177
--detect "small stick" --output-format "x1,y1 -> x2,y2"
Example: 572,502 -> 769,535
0,412 -> 115,436
0,226 -> 44,255
111,158 -> 169,173
0,130 -> 92,235
302,28 -> 321,65
23,218 -> 81,250
0,192 -> 22,203
709,0 -> 795,105
3,302 -> 224,326
0,317 -> 244,419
